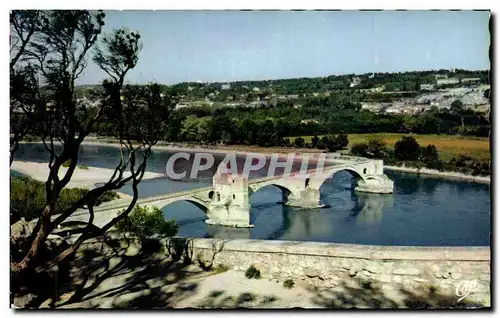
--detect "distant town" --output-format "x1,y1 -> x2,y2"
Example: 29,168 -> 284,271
73,68 -> 490,116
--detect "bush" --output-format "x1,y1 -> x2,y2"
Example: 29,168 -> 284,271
443,155 -> 490,176
351,139 -> 388,159
245,265 -> 261,279
115,205 -> 178,237
311,135 -> 320,148
421,144 -> 441,170
293,137 -> 305,148
350,142 -> 368,157
394,136 -> 421,161
366,139 -> 387,158
318,134 -> 349,152
10,176 -> 120,222
283,279 -> 295,289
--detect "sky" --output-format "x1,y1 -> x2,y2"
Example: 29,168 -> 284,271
78,10 -> 491,85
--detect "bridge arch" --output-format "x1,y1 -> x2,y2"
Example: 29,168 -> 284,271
314,167 -> 366,190
248,183 -> 294,198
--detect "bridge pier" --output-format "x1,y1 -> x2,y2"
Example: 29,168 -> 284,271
354,174 -> 394,194
285,188 -> 321,209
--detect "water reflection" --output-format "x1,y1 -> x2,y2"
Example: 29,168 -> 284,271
352,192 -> 394,224
206,226 -> 251,240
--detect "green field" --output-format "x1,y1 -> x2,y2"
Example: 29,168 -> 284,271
298,133 -> 490,161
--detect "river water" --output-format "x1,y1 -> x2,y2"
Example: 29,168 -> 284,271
13,143 -> 491,246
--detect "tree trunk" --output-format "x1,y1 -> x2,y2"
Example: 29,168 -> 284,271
11,205 -> 53,278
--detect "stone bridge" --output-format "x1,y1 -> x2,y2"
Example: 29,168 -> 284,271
87,155 -> 394,228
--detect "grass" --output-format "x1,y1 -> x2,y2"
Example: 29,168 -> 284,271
298,133 -> 490,161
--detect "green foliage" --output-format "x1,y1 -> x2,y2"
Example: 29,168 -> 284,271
444,155 -> 490,176
10,176 -> 119,221
421,145 -> 441,169
293,137 -> 305,148
394,136 -> 421,161
351,139 -> 388,159
61,159 -> 89,170
316,134 -> 349,152
311,135 -> 320,148
115,205 -> 178,237
350,142 -> 369,157
245,265 -> 261,279
451,99 -> 464,113
283,279 -> 295,289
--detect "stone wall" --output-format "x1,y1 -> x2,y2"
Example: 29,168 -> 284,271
182,238 -> 491,307
79,236 -> 491,308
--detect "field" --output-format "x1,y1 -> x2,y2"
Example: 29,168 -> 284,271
299,133 -> 490,161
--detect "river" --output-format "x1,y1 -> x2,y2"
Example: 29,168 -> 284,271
13,143 -> 491,247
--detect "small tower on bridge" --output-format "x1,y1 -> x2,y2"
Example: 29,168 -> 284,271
206,162 -> 252,227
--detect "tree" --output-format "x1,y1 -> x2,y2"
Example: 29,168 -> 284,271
311,135 -> 319,148
394,136 -> 421,161
350,143 -> 368,157
10,11 -> 176,281
180,115 -> 212,142
421,144 -> 441,169
366,139 -> 387,158
9,10 -> 42,164
451,99 -> 466,132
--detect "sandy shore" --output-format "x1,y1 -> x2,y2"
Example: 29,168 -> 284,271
385,165 -> 490,184
18,140 -> 491,184
11,160 -> 165,190
19,140 -> 321,158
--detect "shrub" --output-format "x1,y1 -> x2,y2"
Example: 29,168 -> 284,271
10,176 -> 120,221
421,144 -> 441,170
311,135 -> 320,148
394,136 -> 421,161
350,142 -> 369,157
283,279 -> 295,289
245,265 -> 261,279
283,138 -> 292,147
115,205 -> 178,237
323,134 -> 349,152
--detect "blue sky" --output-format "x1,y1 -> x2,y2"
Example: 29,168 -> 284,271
78,10 -> 490,85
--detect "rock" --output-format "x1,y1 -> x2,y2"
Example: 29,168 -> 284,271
393,267 -> 420,276
393,275 -> 403,284
10,219 -> 34,244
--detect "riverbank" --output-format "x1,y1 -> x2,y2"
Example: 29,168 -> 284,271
10,161 -> 164,191
384,165 -> 490,184
18,140 -> 491,184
